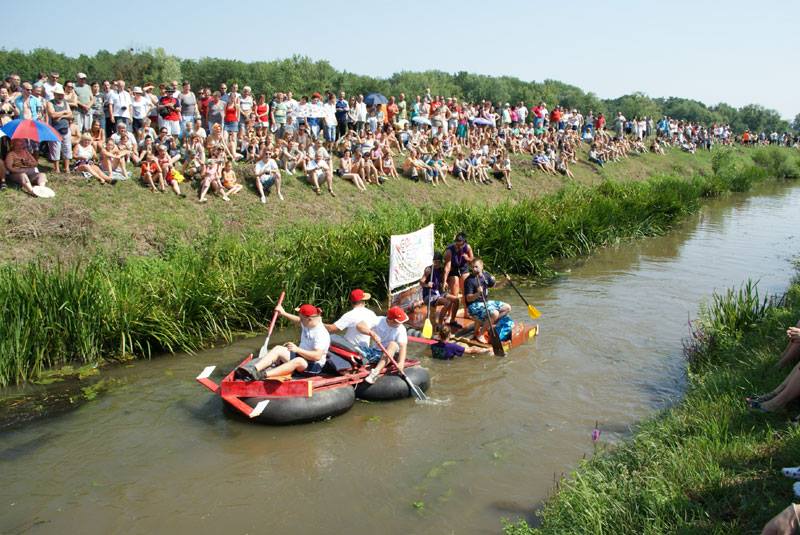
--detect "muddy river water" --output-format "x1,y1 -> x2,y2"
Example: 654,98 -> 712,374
3,183 -> 800,535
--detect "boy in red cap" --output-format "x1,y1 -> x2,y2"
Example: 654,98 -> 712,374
356,306 -> 409,384
326,289 -> 378,347
236,302 -> 330,380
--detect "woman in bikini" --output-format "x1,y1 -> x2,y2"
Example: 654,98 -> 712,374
73,133 -> 113,184
337,149 -> 367,192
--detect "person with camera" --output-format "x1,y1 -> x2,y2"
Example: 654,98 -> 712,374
107,80 -> 132,129
157,84 -> 181,137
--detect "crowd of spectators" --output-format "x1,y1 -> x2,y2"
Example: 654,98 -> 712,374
1,71 -> 798,199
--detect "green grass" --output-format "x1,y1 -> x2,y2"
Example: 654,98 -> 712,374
0,145 -> 794,386
506,279 -> 800,534
0,144 -> 718,265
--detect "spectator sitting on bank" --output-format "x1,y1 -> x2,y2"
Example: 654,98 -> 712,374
254,148 -> 284,202
5,139 -> 49,196
748,324 -> 800,413
73,133 -> 113,184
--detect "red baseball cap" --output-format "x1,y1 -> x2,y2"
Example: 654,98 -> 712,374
386,306 -> 409,324
349,289 -> 371,303
295,304 -> 322,317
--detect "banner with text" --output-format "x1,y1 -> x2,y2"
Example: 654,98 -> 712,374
389,225 -> 434,291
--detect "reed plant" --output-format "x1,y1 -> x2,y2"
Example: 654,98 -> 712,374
0,164 -> 780,385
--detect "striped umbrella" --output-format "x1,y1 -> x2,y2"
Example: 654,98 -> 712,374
1,119 -> 62,142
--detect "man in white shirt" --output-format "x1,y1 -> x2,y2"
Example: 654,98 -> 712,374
357,306 -> 409,384
253,149 -> 284,202
238,303 -> 330,380
107,80 -> 132,128
42,72 -> 60,101
355,95 -> 367,133
326,289 -> 378,347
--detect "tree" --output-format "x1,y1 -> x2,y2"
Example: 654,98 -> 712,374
792,113 -> 800,133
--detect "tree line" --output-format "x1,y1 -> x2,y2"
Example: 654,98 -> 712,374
0,47 -> 794,133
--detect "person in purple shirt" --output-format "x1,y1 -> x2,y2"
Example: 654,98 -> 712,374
430,326 -> 490,360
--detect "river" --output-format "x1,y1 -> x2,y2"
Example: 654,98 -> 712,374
2,182 -> 800,535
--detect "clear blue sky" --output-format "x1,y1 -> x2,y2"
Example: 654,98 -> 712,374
4,0 -> 797,119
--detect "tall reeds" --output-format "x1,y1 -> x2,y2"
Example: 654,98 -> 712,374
0,169 -> 770,385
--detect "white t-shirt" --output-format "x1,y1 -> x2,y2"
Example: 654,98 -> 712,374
300,322 -> 330,367
42,81 -> 58,101
333,306 -> 378,346
255,158 -> 279,177
131,98 -> 151,120
372,317 -> 407,347
109,90 -> 132,119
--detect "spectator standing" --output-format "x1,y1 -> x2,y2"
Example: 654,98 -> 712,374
158,84 -> 181,136
108,80 -> 133,129
89,82 -> 105,133
355,94 -> 367,134
47,85 -> 73,173
130,87 -> 152,134
99,80 -> 113,136
41,72 -> 60,101
73,73 -> 94,132
323,95 -> 338,142
335,91 -> 349,138
14,83 -> 41,120
177,81 -> 197,137
206,91 -> 225,134
238,85 -> 254,134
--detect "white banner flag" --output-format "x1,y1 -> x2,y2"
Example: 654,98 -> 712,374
389,225 -> 434,291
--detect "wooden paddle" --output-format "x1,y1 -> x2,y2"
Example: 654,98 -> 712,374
257,291 -> 286,360
504,273 -> 541,319
422,290 -> 434,339
374,340 -> 427,401
478,281 -> 506,357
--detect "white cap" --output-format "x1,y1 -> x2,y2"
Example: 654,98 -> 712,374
52,84 -> 65,94
133,86 -> 143,94
77,72 -> 87,79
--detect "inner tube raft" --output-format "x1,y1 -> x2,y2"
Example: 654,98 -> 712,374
234,386 -> 355,425
355,366 -> 431,401
197,334 -> 431,424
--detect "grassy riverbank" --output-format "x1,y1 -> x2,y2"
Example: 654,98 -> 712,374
1,146 -> 798,386
0,145 -> 715,265
505,279 -> 800,534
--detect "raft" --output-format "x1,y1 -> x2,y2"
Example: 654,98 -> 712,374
404,303 -> 539,354
196,335 -> 430,425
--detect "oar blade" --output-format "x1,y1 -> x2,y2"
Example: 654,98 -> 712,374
422,318 -> 434,339
257,337 -> 270,360
527,304 -> 541,319
489,328 -> 505,357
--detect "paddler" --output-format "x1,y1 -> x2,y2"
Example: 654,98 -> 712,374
419,252 -> 460,331
442,232 -> 474,328
236,303 -> 330,380
325,288 -> 378,348
464,258 -> 511,337
357,306 -> 409,384
430,326 -> 491,359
